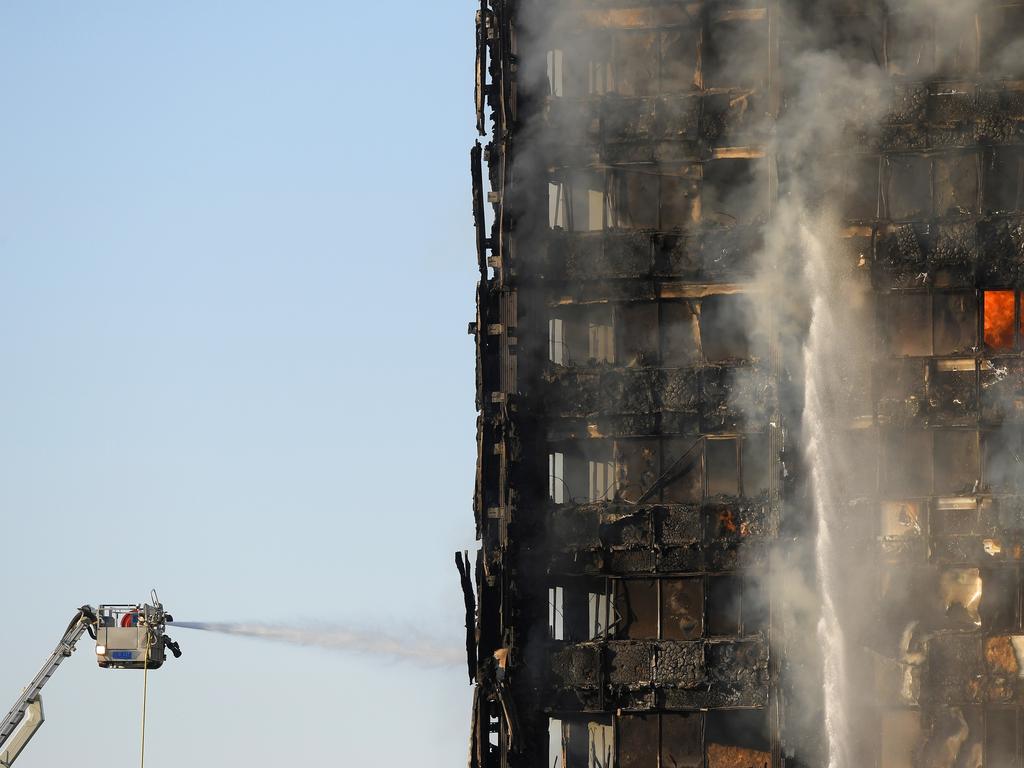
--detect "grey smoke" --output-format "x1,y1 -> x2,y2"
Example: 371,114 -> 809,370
172,621 -> 463,668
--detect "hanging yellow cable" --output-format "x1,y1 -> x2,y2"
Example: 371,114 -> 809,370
140,628 -> 150,768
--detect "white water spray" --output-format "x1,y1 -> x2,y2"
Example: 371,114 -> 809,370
173,621 -> 463,668
801,221 -> 855,768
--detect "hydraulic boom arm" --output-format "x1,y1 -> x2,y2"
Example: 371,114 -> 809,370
0,606 -> 97,767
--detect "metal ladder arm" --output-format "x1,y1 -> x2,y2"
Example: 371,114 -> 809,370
0,699 -> 42,767
0,606 -> 96,764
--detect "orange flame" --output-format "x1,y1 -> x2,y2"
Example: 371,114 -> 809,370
984,291 -> 1016,350
719,509 -> 738,534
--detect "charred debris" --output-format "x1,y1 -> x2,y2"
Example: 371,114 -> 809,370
463,1 -> 1024,766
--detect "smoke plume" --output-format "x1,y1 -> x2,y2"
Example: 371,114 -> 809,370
172,621 -> 463,668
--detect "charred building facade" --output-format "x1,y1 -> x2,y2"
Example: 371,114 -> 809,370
464,2 -> 1024,767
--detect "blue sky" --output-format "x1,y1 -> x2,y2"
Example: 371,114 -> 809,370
0,3 -> 478,765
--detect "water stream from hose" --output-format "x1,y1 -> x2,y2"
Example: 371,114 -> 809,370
172,621 -> 463,667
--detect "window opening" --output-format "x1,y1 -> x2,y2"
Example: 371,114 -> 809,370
701,159 -> 767,226
661,713 -> 703,768
932,293 -> 977,356
705,709 -> 771,767
609,170 -> 659,229
588,459 -> 616,502
658,438 -> 704,504
616,714 -> 657,768
880,501 -> 923,539
886,292 -> 932,357
589,319 -> 615,363
932,430 -> 980,496
880,710 -> 921,768
886,155 -> 931,220
742,433 -> 771,497
981,6 -> 1024,77
550,718 -> 565,768
588,59 -> 611,95
615,579 -> 658,639
550,181 -> 569,230
979,567 -> 1019,632
700,295 -> 758,361
550,452 -> 566,504
549,174 -> 606,232
882,430 -> 934,496
706,438 -> 740,497
703,19 -> 769,91
589,588 -> 613,640
547,49 -> 565,98
549,317 -> 566,365
618,713 -> 703,768
985,709 -> 1019,768
549,717 -> 615,768
886,13 -> 934,77
661,301 -> 701,366
984,147 -> 1024,213
588,722 -> 614,768
549,586 -> 565,640
707,575 -> 742,636
616,302 -> 659,367
933,153 -> 977,217
939,567 -> 982,627
661,579 -> 703,640
983,430 -> 1024,494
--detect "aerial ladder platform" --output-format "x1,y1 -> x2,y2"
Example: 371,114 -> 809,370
0,591 -> 180,766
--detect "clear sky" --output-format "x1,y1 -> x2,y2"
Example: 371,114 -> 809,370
0,3 -> 478,765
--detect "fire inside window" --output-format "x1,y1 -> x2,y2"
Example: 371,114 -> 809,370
984,290 -> 1022,351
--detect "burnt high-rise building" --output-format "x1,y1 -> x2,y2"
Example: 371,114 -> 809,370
462,2 -> 1024,766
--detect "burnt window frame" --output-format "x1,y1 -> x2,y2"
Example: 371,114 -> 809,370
884,11 -> 936,78
879,428 -> 982,498
616,711 -> 705,768
548,577 -> 620,642
549,169 -> 610,232
982,428 -> 1024,495
563,573 -> 766,643
842,154 -> 882,222
882,289 -> 980,359
544,31 -> 613,99
983,707 -> 1024,768
546,304 -> 616,366
884,154 -> 932,222
548,293 -> 761,370
979,5 -> 1024,77
660,299 -> 702,366
983,146 -> 1024,215
932,291 -> 979,356
931,150 -> 980,218
548,715 -> 615,768
606,166 -> 700,232
701,12 -> 770,92
615,436 -> 770,505
548,439 -> 618,505
700,156 -> 769,227
883,151 -> 983,221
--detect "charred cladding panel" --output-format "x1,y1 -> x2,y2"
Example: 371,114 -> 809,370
466,2 -> 1024,767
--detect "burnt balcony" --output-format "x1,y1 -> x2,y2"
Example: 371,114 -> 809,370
544,500 -> 777,575
548,638 -> 769,711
